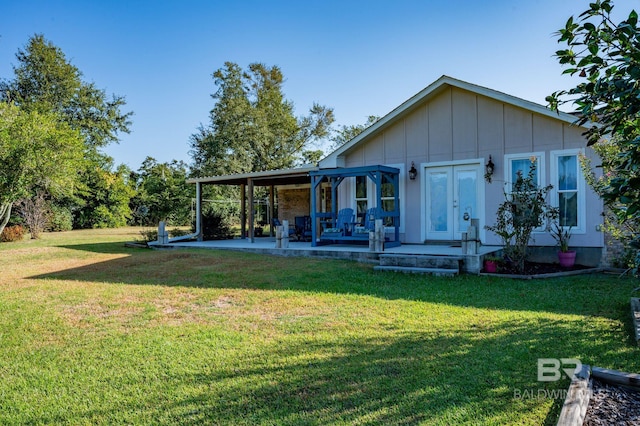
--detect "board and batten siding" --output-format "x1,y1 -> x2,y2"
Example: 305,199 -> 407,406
340,86 -> 603,247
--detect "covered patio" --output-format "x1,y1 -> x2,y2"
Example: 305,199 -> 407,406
186,165 -> 317,243
186,164 -> 402,248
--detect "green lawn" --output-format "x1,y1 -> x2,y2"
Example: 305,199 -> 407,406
0,228 -> 638,425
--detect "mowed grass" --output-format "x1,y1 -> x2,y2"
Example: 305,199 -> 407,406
1,228 -> 638,425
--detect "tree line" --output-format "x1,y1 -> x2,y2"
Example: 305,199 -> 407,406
0,34 -> 375,239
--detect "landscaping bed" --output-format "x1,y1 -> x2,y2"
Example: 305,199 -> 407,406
584,378 -> 640,425
558,366 -> 640,425
481,260 -> 601,279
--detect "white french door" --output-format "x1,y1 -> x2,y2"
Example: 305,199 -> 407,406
425,164 -> 480,240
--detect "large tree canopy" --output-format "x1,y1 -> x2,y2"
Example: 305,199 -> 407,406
548,0 -> 640,267
189,62 -> 334,177
0,34 -> 134,233
130,157 -> 194,226
0,102 -> 84,234
1,34 -> 133,151
328,115 -> 380,152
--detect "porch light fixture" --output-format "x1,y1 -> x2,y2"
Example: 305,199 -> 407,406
485,156 -> 495,183
409,162 -> 418,180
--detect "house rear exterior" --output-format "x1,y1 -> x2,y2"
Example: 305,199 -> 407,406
187,75 -> 606,267
316,76 -> 603,263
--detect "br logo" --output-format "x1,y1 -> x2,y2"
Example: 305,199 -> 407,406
537,358 -> 582,382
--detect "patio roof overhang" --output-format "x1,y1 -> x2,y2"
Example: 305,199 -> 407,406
186,165 -> 318,187
187,165 -> 318,243
186,164 -> 401,246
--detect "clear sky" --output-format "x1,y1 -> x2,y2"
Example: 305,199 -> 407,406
1,0 -> 638,170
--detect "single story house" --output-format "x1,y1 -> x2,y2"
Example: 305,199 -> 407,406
187,75 -> 606,266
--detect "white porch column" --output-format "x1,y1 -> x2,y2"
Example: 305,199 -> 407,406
196,182 -> 203,242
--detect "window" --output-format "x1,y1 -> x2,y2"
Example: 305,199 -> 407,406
355,175 -> 368,216
381,173 -> 396,227
551,150 -> 584,232
505,153 -> 546,231
505,153 -> 544,191
350,164 -> 405,232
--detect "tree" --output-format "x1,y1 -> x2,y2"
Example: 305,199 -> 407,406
580,139 -> 640,269
130,157 -> 194,226
328,115 -> 380,151
1,34 -> 133,230
547,0 -> 640,270
17,190 -> 50,239
189,62 -> 334,177
0,102 -> 84,236
73,160 -> 134,229
1,34 -> 132,151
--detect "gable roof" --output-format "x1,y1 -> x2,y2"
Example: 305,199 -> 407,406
319,75 -> 585,168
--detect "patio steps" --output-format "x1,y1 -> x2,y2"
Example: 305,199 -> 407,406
374,254 -> 463,276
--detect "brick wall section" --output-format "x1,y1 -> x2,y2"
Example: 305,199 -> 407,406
603,230 -> 626,268
277,187 -> 310,224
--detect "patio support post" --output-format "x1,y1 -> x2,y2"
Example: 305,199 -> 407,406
374,171 -> 382,210
393,172 -> 400,242
248,178 -> 255,243
331,177 -> 338,223
196,182 -> 203,241
240,183 -> 246,240
310,175 -> 321,247
269,185 -> 275,237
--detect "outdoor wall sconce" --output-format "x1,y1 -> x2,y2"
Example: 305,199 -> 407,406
409,162 -> 418,180
485,156 -> 495,183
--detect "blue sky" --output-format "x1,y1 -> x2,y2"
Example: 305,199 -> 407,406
1,1 -> 637,170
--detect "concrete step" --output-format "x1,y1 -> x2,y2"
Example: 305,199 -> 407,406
378,254 -> 462,270
373,265 -> 459,276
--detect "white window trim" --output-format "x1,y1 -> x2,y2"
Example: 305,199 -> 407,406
550,149 -> 586,234
504,152 -> 546,190
350,163 -> 405,233
504,152 -> 546,233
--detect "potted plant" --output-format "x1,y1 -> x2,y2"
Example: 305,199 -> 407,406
483,255 -> 502,273
551,222 -> 575,268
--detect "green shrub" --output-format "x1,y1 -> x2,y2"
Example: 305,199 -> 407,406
47,205 -> 73,232
1,225 -> 26,242
137,229 -> 157,243
169,228 -> 191,238
485,161 -> 556,274
202,210 -> 233,241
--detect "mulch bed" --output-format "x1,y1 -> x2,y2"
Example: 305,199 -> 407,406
489,261 -> 593,275
583,379 -> 640,425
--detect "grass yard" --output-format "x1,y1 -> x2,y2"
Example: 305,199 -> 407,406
1,228 -> 638,425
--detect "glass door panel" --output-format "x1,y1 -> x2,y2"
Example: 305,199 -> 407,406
426,168 -> 453,240
425,164 -> 480,241
454,168 -> 478,239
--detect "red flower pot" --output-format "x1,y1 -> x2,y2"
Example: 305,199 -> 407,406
558,250 -> 576,268
484,260 -> 498,273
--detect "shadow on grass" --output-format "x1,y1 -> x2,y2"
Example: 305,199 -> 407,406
15,243 -> 640,424
30,243 -> 637,321
24,318 -> 635,425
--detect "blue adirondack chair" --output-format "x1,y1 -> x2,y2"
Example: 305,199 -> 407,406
321,208 -> 354,237
294,216 -> 312,242
353,207 -> 379,236
363,207 -> 379,231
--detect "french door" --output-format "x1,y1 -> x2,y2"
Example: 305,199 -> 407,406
425,164 -> 480,240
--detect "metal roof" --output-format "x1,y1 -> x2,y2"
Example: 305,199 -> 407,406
186,165 -> 318,186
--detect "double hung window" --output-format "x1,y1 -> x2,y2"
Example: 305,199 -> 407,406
551,149 -> 584,231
